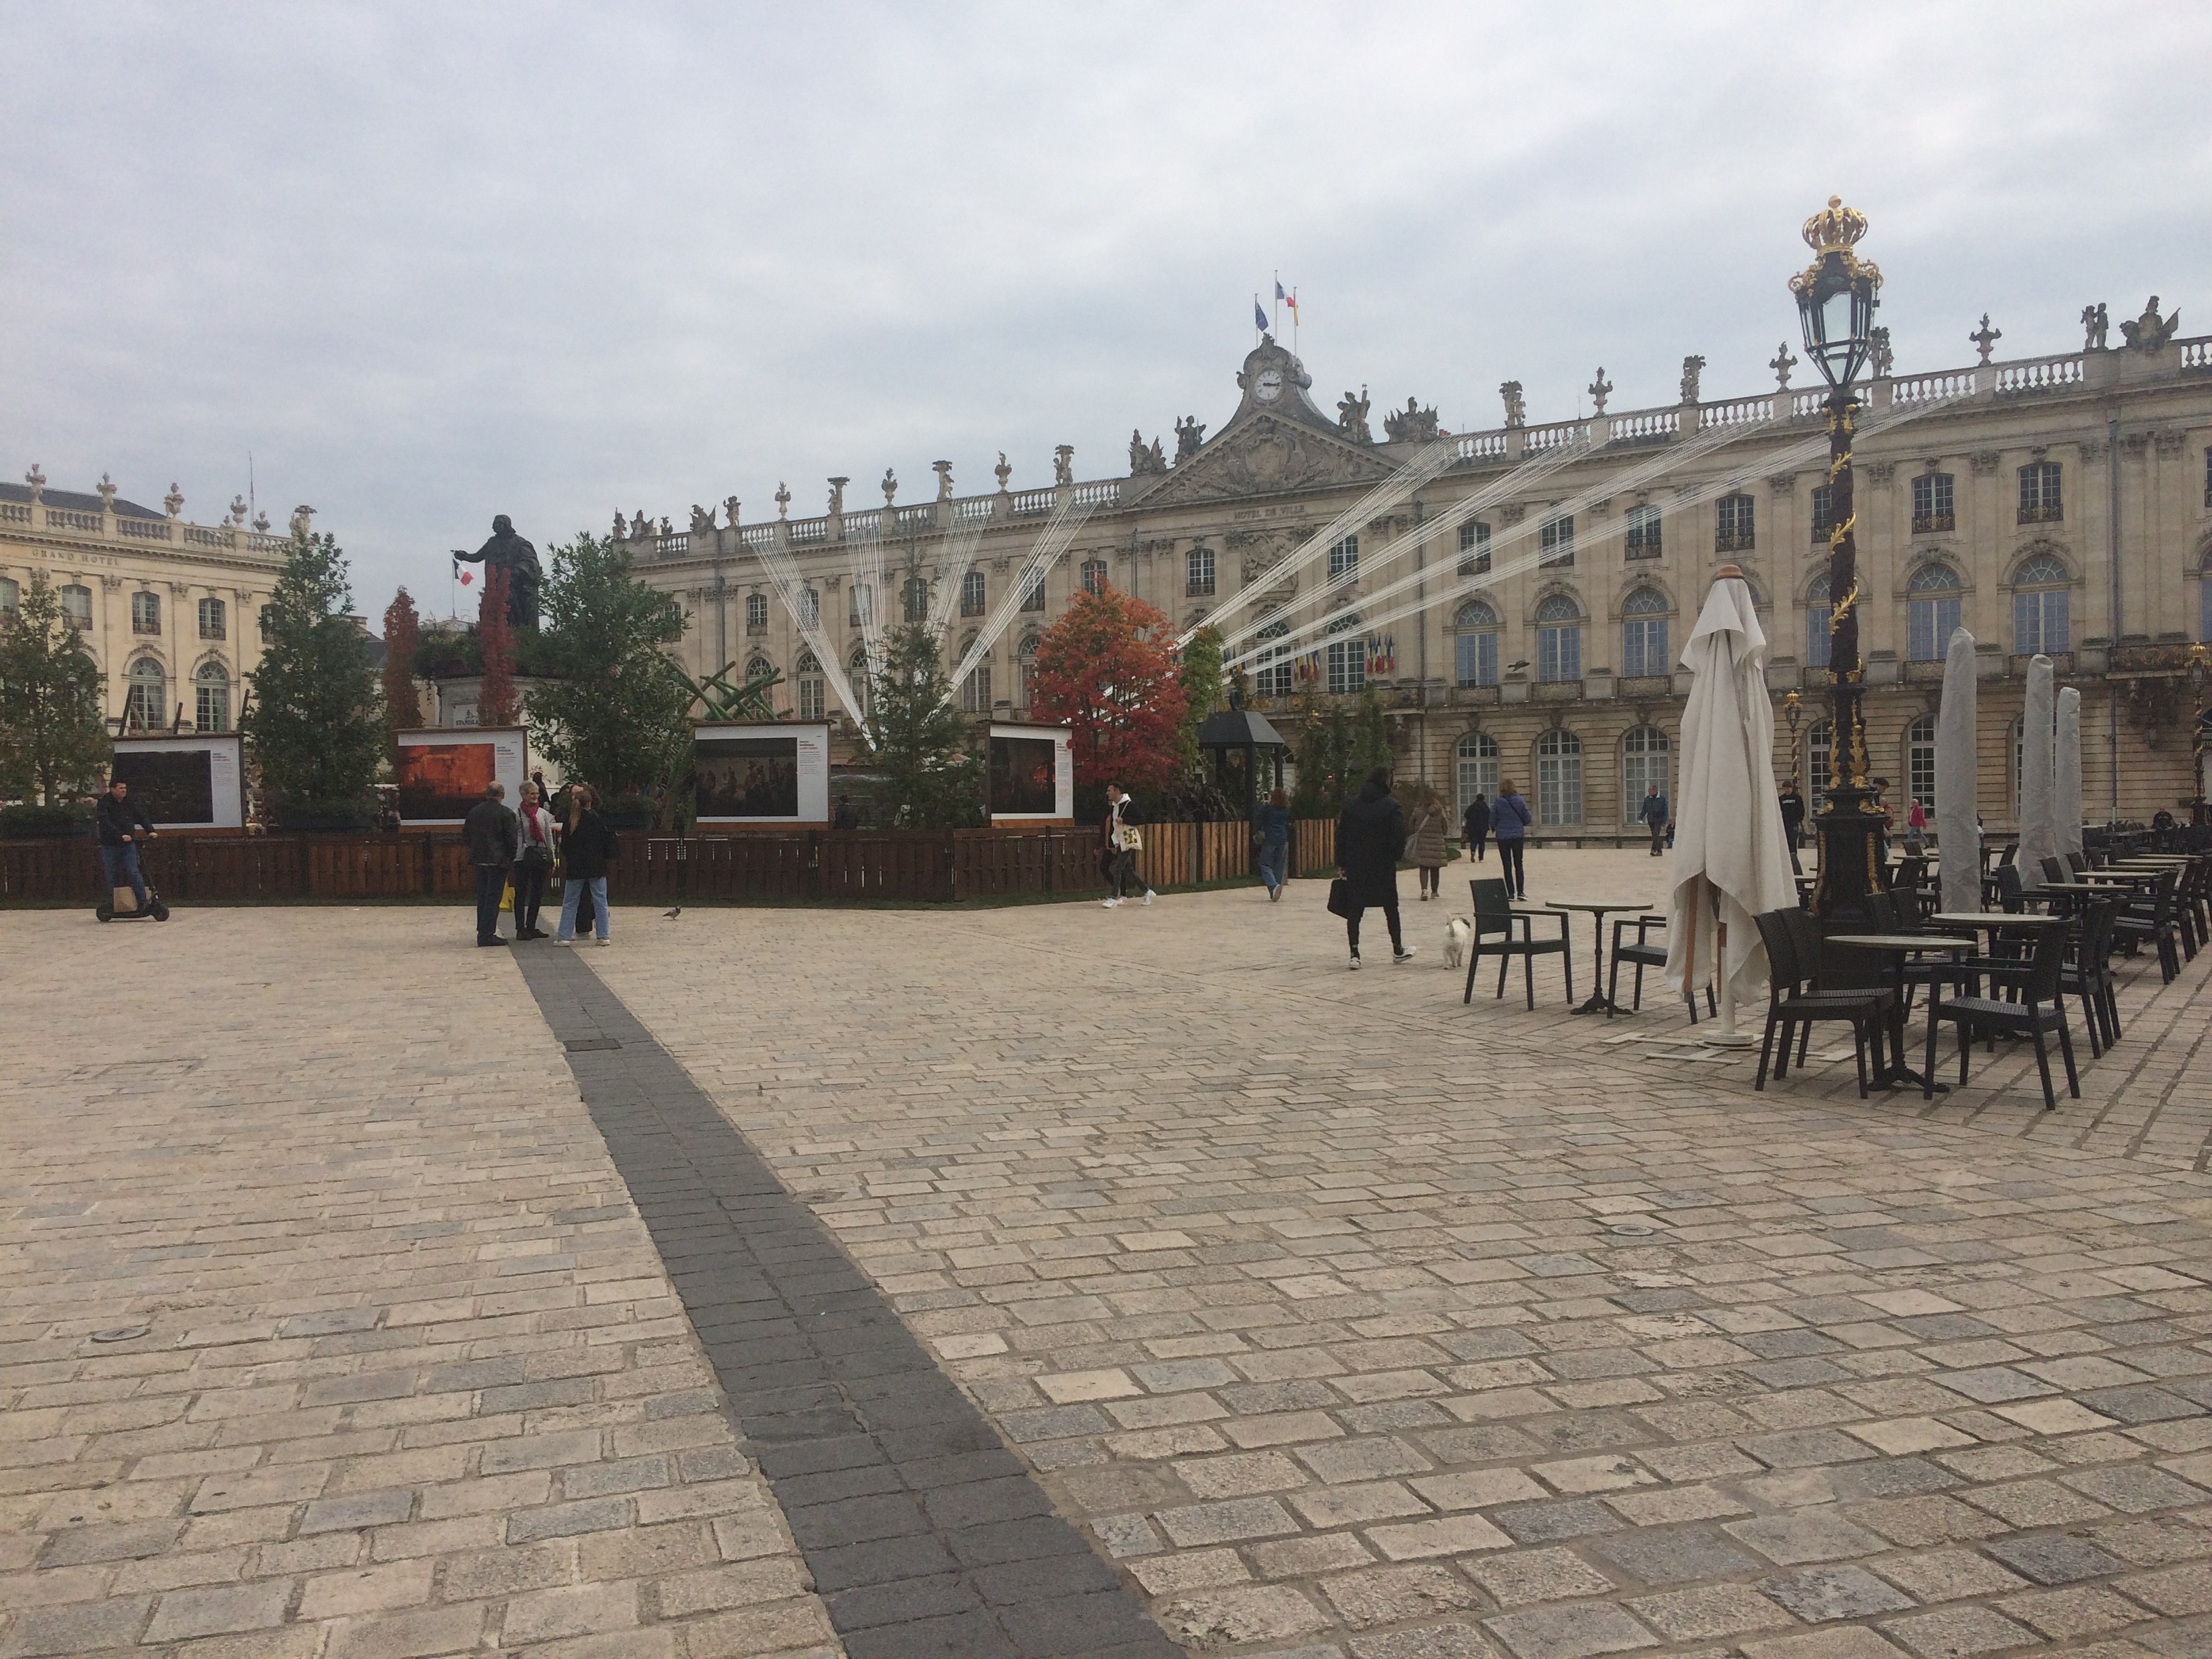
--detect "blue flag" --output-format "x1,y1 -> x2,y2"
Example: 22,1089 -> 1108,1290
1275,280 -> 1286,302
1253,297 -> 1268,331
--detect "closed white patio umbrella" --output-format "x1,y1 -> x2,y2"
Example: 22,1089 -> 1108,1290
2056,686 -> 2083,861
2018,656 -> 2057,877
1664,567 -> 1797,1041
1936,628 -> 1979,916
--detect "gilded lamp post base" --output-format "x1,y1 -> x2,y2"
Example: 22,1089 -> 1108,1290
1811,785 -> 1886,925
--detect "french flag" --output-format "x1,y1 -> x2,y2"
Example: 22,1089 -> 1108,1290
453,558 -> 474,588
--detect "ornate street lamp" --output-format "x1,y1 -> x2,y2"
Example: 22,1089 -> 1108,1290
1790,197 -> 1884,920
2188,643 -> 2210,825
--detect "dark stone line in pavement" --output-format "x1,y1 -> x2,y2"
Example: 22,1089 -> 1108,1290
515,946 -> 1185,1659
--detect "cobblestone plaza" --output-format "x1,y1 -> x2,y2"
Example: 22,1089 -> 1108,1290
6,853 -> 2212,1658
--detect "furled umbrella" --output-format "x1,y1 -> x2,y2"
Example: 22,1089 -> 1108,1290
1664,566 -> 1798,1042
2017,655 -> 2057,877
2055,686 -> 2083,861
1936,626 -> 1980,916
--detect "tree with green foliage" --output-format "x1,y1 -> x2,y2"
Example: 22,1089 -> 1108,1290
1174,624 -> 1224,777
862,562 -> 982,827
0,573 -> 110,805
241,529 -> 384,821
527,531 -> 692,807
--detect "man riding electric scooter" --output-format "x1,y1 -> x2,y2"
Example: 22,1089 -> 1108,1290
95,778 -> 167,922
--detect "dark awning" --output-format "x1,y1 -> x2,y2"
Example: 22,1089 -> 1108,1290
1195,708 -> 1286,751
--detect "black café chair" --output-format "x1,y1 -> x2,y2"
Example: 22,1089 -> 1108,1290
2112,868 -> 2184,983
1924,924 -> 2080,1111
2057,899 -> 2121,1057
1609,915 -> 1717,1022
1753,909 -> 1891,1100
1463,878 -> 1572,1010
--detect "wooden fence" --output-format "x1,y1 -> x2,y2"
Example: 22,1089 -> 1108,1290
1,820 -> 1337,907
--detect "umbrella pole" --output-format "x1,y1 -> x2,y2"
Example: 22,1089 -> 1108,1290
1702,903 -> 1756,1050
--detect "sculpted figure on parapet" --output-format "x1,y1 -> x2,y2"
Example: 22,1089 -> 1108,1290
1174,415 -> 1206,461
1336,386 -> 1372,444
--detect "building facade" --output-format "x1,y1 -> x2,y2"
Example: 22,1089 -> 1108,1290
1,470 -> 292,737
632,304 -> 2212,836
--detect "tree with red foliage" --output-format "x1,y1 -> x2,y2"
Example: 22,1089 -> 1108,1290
1031,583 -> 1189,792
380,588 -> 423,758
478,565 -> 519,728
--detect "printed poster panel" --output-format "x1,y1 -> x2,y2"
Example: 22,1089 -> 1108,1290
394,727 -> 527,825
694,722 -> 830,825
110,735 -> 245,830
987,722 -> 1074,822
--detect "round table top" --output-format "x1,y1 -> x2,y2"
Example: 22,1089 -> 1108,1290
1544,899 -> 1653,913
1928,911 -> 2070,927
1827,933 -> 1978,951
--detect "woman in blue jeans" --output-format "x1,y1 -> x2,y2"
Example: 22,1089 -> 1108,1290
1490,778 -> 1534,900
555,784 -> 619,945
1254,786 -> 1291,901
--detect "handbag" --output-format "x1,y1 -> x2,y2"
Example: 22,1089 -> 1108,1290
1326,877 -> 1355,918
1119,824 -> 1143,852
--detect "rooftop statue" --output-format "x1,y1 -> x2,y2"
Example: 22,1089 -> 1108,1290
1336,386 -> 1372,445
2121,296 -> 2179,352
2081,302 -> 2109,351
1174,415 -> 1206,461
451,514 -> 543,630
1679,355 -> 1706,405
1382,397 -> 1439,444
1499,381 -> 1526,428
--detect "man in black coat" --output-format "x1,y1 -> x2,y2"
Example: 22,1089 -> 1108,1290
464,781 -> 518,947
1778,778 -> 1805,873
95,779 -> 157,912
1639,784 -> 1671,857
1460,792 -> 1490,863
1336,768 -> 1413,968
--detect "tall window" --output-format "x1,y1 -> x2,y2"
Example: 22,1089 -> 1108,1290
1021,569 -> 1046,611
850,582 -> 874,628
1453,600 -> 1499,688
1080,558 -> 1107,596
1017,636 -> 1039,709
195,661 -> 230,733
1912,471 -> 1956,533
2019,461 -> 2063,525
2203,558 -> 2212,642
1715,493 -> 1755,552
0,577 -> 18,623
903,576 -> 929,623
126,658 -> 166,731
1185,547 -> 1215,596
1325,613 -> 1366,695
198,596 -> 226,640
1536,729 -> 1583,825
745,592 -> 768,630
957,571 -> 984,617
1809,484 -> 1833,543
1328,536 -> 1358,579
848,645 -> 872,721
1620,588 -> 1669,679
1539,514 -> 1574,567
1535,594 -> 1582,683
1906,714 -> 1938,818
1456,732 -> 1499,815
960,659 -> 991,713
1624,504 -> 1662,559
1907,562 -> 1963,661
1806,573 -> 1832,669
1622,726 -> 1669,823
1807,720 -> 1832,817
800,588 -> 819,626
1254,617 -> 1292,699
131,591 -> 161,635
1458,522 -> 1491,575
796,649 -> 825,720
62,583 -> 93,629
2011,553 -> 2070,655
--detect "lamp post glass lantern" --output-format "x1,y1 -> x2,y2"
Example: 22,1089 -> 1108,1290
1790,197 -> 1885,920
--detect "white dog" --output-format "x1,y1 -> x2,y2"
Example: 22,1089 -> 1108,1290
1443,915 -> 1473,969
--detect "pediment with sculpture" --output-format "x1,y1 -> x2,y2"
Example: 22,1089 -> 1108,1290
1130,413 -> 1398,507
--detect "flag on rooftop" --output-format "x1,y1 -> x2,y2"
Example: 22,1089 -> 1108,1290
1253,296 -> 1268,331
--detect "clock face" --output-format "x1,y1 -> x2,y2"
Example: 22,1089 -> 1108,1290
1255,367 -> 1284,403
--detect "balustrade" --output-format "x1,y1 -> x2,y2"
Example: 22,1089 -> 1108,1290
1698,395 -> 1774,429
1008,487 -> 1057,515
1606,410 -> 1675,444
1891,368 -> 1978,404
117,517 -> 171,540
1994,354 -> 2084,394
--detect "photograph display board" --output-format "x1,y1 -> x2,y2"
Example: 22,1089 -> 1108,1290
694,722 -> 830,825
110,735 -> 245,830
393,727 -> 527,824
987,723 -> 1075,822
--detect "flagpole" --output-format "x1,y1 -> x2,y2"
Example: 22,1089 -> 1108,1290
1292,287 -> 1299,359
1273,269 -> 1280,337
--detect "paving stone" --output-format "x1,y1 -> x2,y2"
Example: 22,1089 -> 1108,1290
1880,1604 -> 2039,1658
1590,1526 -> 1763,1585
1484,1600 -> 1659,1659
1726,1507 -> 1885,1565
1761,1565 -> 1917,1622
1625,1581 -> 1797,1641
1984,1530 -> 2129,1585
1321,1563 -> 1485,1628
1468,1547 -> 1620,1607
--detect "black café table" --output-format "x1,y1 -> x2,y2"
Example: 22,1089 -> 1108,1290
1825,933 -> 1978,1091
1546,899 -> 1652,1017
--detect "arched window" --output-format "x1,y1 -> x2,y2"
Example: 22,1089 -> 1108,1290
1907,562 -> 1963,661
961,570 -> 987,617
1807,719 -> 1832,817
126,658 -> 166,731
796,649 -> 825,720
745,654 -> 773,686
1454,600 -> 1499,688
1254,616 -> 1292,699
2011,553 -> 2070,655
1906,714 -> 1938,819
1456,732 -> 1499,814
198,596 -> 226,640
1620,588 -> 1669,679
1186,547 -> 1215,596
1080,558 -> 1108,596
61,583 -> 92,630
131,591 -> 161,635
1806,572 -> 1832,669
1017,635 -> 1040,710
1535,594 -> 1582,683
903,575 -> 930,623
850,582 -> 874,628
1536,729 -> 1583,825
195,660 -> 230,733
745,592 -> 768,630
1622,726 -> 1669,824
1325,613 -> 1366,695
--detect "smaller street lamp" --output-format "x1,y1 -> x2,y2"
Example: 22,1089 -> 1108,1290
2188,643 -> 2210,825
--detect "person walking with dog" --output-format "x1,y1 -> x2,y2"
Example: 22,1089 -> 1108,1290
554,783 -> 618,945
1461,791 -> 1490,863
1492,779 -> 1533,900
1254,785 -> 1291,902
512,781 -> 558,939
464,781 -> 518,947
95,778 -> 157,914
1639,783 -> 1671,857
1101,782 -> 1154,908
1408,788 -> 1448,901
1335,767 -> 1414,968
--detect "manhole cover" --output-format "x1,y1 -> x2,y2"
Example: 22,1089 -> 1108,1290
1607,1222 -> 1658,1237
91,1325 -> 150,1343
563,1038 -> 621,1052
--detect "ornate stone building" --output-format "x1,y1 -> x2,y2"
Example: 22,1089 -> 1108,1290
0,471 -> 293,736
632,304 -> 2212,838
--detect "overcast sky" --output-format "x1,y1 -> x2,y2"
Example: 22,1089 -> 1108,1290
5,2 -> 2209,623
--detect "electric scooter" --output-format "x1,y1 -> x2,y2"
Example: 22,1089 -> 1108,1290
96,842 -> 169,922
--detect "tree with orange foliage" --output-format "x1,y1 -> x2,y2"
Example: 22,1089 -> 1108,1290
380,588 -> 423,760
1031,583 -> 1189,792
478,565 -> 519,728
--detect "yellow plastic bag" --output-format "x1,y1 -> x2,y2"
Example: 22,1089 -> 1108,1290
500,881 -> 515,912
